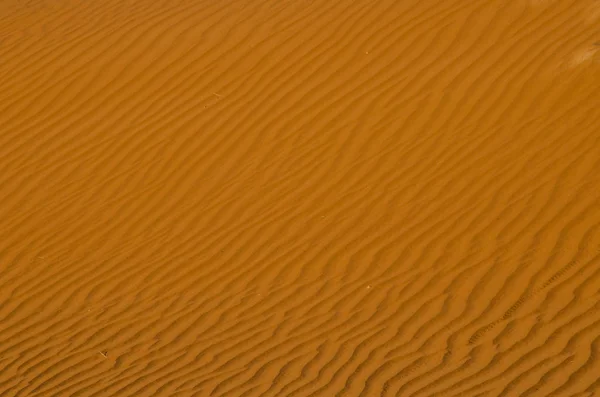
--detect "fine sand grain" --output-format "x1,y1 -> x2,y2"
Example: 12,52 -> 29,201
1,0 -> 600,396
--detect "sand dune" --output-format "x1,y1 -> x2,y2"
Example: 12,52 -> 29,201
1,0 -> 599,395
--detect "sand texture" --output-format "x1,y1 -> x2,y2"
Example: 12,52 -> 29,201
1,0 -> 600,395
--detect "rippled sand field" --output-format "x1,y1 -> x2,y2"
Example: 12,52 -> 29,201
1,0 -> 600,396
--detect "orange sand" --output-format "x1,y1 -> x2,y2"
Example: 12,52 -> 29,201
1,0 -> 600,396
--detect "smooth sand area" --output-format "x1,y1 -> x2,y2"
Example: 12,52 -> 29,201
1,0 -> 599,395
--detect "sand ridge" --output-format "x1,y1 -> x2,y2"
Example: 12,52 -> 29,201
1,0 -> 600,395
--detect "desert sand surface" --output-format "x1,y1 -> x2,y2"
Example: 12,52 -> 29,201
1,0 -> 600,396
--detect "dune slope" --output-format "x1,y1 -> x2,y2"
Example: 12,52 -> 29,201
1,0 -> 600,396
